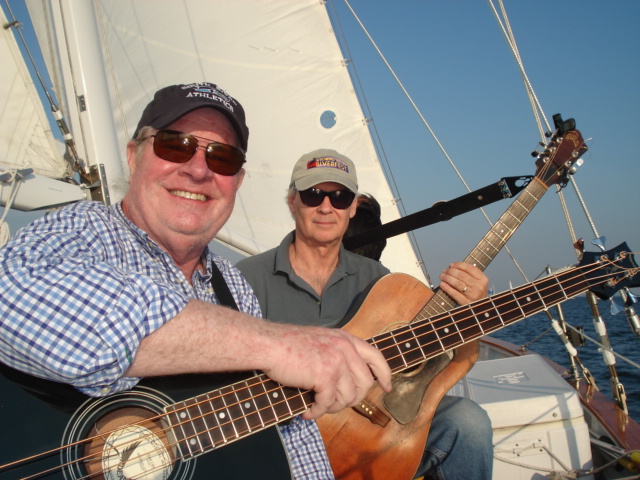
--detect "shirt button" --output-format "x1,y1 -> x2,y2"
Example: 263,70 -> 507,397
100,387 -> 111,394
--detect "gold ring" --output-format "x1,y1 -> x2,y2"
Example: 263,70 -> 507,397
462,285 -> 468,293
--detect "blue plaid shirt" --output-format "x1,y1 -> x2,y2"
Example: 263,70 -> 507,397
0,201 -> 333,479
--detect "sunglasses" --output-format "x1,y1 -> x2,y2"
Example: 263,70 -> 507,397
298,188 -> 356,210
144,130 -> 246,176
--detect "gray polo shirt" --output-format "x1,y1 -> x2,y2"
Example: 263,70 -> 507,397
236,231 -> 389,327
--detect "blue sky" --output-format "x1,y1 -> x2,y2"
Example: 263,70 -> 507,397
327,1 -> 640,292
2,0 -> 639,294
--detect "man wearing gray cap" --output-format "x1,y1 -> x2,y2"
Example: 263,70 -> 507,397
0,85 -> 391,479
237,148 -> 493,479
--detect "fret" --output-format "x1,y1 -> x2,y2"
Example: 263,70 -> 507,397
406,320 -> 444,362
185,396 -> 210,454
495,217 -> 516,236
250,376 -> 279,425
450,305 -> 483,342
197,392 -> 225,448
467,252 -> 487,270
488,220 -> 510,244
430,310 -> 465,350
375,329 -> 408,371
482,296 -> 506,333
512,283 -> 545,318
467,304 -> 487,337
226,385 -> 251,437
234,379 -> 263,431
280,385 -> 312,417
393,324 -> 428,366
422,292 -> 455,317
504,208 -> 521,224
490,291 -> 522,326
165,401 -> 195,458
208,385 -> 239,444
519,187 -> 539,206
477,236 -> 500,257
271,384 -> 293,419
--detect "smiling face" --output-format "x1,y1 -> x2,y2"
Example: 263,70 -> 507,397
289,182 -> 357,248
123,108 -> 244,259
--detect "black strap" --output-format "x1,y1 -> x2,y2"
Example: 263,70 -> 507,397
343,175 -> 532,251
210,261 -> 239,311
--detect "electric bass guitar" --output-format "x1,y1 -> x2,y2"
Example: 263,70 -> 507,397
1,244 -> 636,480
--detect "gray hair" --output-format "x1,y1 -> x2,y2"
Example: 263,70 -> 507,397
132,126 -> 155,158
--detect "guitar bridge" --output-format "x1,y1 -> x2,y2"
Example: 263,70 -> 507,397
352,398 -> 390,427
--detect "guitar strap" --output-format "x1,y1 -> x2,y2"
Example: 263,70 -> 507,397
343,175 -> 531,251
210,260 -> 239,311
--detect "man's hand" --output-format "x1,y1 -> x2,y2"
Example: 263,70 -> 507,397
438,262 -> 489,305
262,324 -> 392,420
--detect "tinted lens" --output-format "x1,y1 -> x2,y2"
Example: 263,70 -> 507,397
153,130 -> 198,163
205,143 -> 246,176
299,188 -> 355,209
152,130 -> 246,176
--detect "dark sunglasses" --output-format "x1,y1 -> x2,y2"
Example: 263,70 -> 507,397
143,130 -> 246,176
298,188 -> 356,210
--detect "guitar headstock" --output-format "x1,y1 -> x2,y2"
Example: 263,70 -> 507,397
580,242 -> 640,300
534,114 -> 588,187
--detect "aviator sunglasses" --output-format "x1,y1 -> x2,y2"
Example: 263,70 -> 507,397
298,187 -> 356,210
144,130 -> 246,176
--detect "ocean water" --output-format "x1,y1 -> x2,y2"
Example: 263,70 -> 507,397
489,295 -> 640,420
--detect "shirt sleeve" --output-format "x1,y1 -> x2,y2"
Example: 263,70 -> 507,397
0,205 -> 189,396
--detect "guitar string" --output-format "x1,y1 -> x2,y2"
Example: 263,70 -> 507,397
3,256 -> 632,479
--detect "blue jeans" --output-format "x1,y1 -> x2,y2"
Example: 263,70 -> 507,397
415,395 -> 493,480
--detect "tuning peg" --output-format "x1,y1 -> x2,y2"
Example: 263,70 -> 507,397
569,158 -> 584,174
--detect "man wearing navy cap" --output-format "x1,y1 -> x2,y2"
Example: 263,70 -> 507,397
0,84 -> 391,479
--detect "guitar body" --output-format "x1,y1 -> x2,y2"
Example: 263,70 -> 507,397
318,274 -> 478,480
0,365 -> 293,479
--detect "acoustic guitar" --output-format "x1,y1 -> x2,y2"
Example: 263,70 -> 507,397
339,118 -> 588,476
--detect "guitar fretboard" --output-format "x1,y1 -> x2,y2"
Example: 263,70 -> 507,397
423,178 -> 548,318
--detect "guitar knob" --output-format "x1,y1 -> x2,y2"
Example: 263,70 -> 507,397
569,158 -> 584,174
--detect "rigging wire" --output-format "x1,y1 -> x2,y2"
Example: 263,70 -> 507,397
337,0 -> 529,283
490,0 -> 603,250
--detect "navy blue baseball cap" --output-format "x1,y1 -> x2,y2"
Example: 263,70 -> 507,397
134,82 -> 249,152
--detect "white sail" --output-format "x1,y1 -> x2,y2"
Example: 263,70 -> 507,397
0,5 -> 84,211
24,0 -> 426,281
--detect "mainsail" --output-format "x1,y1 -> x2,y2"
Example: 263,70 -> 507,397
22,0 -> 427,281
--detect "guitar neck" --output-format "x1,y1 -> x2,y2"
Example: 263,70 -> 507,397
464,178 -> 548,271
423,178 -> 549,317
376,254 -> 621,374
165,375 -> 313,459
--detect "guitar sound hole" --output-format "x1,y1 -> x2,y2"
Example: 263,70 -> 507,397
83,406 -> 176,480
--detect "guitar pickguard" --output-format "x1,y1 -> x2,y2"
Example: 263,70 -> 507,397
383,351 -> 454,425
